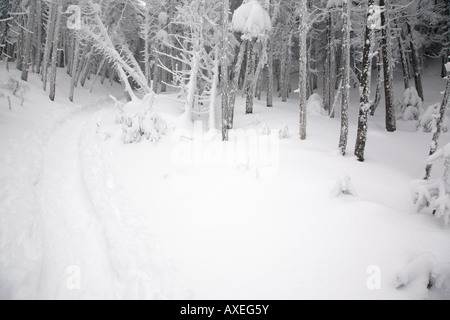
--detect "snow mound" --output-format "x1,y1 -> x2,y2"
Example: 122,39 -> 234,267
332,174 -> 356,197
401,87 -> 423,121
232,0 -> 271,40
279,123 -> 290,139
307,93 -> 326,116
417,103 -> 449,133
396,253 -> 437,289
116,94 -> 168,144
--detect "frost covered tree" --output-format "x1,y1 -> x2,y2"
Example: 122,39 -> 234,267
157,0 -> 222,127
232,0 -> 271,115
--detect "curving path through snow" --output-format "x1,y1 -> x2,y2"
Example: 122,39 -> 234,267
37,108 -> 116,299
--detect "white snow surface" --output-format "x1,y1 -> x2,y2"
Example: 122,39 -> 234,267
1,60 -> 450,300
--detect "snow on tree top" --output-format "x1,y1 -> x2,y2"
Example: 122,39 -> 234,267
232,0 -> 271,40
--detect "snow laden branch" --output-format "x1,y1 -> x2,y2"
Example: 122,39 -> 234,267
78,0 -> 152,101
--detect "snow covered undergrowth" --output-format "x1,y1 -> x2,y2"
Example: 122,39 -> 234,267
1,60 -> 450,300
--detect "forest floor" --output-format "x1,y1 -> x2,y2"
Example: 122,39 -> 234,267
1,60 -> 450,300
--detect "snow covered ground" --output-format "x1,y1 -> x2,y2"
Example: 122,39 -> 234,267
1,60 -> 450,300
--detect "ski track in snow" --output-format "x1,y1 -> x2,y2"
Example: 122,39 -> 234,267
37,107 -> 116,299
1,96 -> 185,299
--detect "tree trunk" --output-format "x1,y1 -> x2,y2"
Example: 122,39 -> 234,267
397,27 -> 410,90
266,37 -> 274,108
324,12 -> 336,116
380,0 -> 396,132
42,3 -> 56,90
339,0 -> 351,155
229,41 -> 246,127
21,2 -> 36,81
221,0 -> 230,140
69,38 -> 80,102
245,40 -> 255,114
355,0 -> 376,162
370,51 -> 383,116
299,1 -> 308,141
407,22 -> 424,102
49,4 -> 62,101
424,69 -> 450,179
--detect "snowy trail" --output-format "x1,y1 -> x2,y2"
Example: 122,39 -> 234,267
37,108 -> 115,299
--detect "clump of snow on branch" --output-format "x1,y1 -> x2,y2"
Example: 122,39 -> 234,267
417,103 -> 450,133
411,143 -> 450,226
116,94 -> 167,144
401,87 -> 423,121
232,0 -> 272,40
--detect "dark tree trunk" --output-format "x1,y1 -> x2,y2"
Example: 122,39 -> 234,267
407,22 -> 424,102
355,0 -> 376,162
380,0 -> 396,132
339,0 -> 351,155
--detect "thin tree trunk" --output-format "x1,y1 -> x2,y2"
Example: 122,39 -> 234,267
407,22 -> 424,101
229,41 -> 246,127
69,38 -> 80,102
380,0 -> 396,132
266,37 -> 274,108
397,27 -> 410,90
355,0 -> 376,162
339,0 -> 351,155
221,0 -> 230,140
49,4 -> 62,101
42,3 -> 55,90
245,40 -> 255,114
299,1 -> 308,140
370,51 -> 383,116
21,2 -> 36,81
424,69 -> 450,179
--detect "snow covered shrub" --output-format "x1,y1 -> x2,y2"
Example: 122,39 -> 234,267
0,77 -> 29,108
116,94 -> 167,144
396,253 -> 450,298
411,143 -> 450,226
401,87 -> 423,121
417,103 -> 450,133
307,93 -> 326,116
332,174 -> 356,197
279,123 -> 290,139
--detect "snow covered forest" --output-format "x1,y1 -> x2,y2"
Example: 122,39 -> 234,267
1,0 -> 450,300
